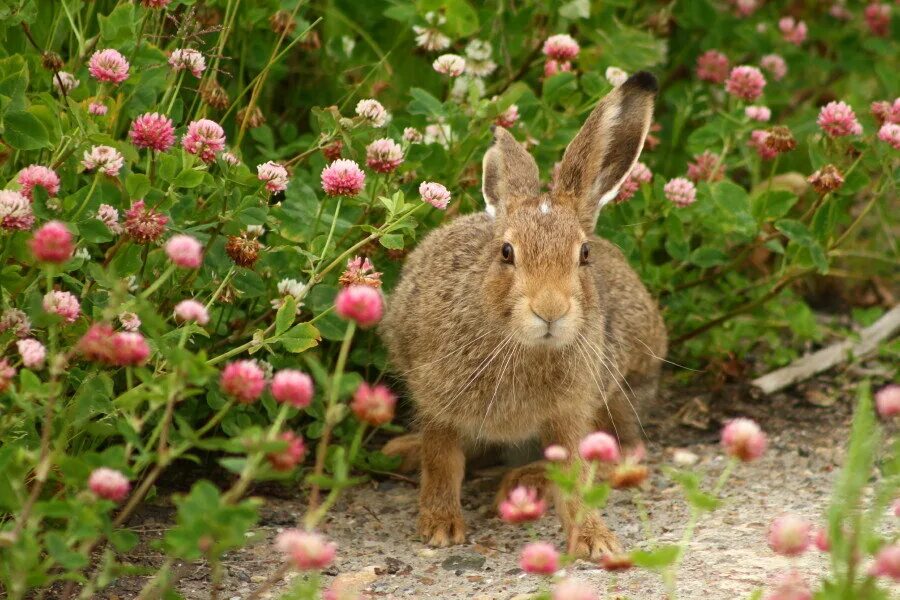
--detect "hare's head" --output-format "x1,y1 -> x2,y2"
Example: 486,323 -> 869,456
481,72 -> 657,349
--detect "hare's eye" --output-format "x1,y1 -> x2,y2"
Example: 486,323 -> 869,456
501,242 -> 515,264
579,243 -> 590,265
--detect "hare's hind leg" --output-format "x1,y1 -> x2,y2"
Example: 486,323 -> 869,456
382,433 -> 422,473
494,461 -> 549,509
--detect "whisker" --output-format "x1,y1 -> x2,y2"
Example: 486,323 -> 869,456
573,337 -> 619,443
395,328 -> 495,377
429,333 -> 515,423
579,333 -> 648,442
477,341 -> 519,440
633,336 -> 700,372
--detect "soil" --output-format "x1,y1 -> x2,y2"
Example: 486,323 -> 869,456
98,361 -> 895,600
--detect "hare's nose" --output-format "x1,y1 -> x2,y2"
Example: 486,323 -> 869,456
530,300 -> 570,325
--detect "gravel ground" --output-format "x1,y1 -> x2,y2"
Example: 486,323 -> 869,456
96,372 -> 889,600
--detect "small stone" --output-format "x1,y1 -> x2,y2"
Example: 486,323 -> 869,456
441,553 -> 486,572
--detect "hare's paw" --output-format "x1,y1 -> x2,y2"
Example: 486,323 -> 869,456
494,462 -> 549,510
569,515 -> 622,559
418,507 -> 466,547
382,433 -> 421,473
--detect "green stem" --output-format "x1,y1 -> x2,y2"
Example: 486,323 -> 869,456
139,264 -> 176,299
307,320 -> 356,511
71,175 -> 99,221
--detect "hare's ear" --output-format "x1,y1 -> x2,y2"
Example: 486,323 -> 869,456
556,71 -> 657,230
482,127 -> 540,217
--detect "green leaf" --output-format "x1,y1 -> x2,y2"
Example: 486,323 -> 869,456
542,72 -> 578,105
174,168 -> 205,189
711,181 -> 756,238
664,213 -> 689,261
408,87 -> 445,118
125,173 -> 151,199
379,233 -> 404,250
559,0 -> 590,19
2,110 -> 50,150
582,483 -> 610,508
98,3 -> 135,45
46,532 -> 88,570
275,297 -> 297,336
690,247 -> 729,268
753,190 -> 797,221
631,545 -> 680,569
420,0 -> 478,36
280,323 -> 321,354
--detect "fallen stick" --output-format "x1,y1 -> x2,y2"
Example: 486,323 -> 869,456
751,304 -> 900,394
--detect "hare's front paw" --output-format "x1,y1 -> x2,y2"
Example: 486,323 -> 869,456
418,507 -> 466,547
494,461 -> 549,510
569,515 -> 623,559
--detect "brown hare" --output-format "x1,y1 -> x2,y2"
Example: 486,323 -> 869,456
380,71 -> 667,557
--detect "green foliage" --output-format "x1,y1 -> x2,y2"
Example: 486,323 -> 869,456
0,1 -> 896,598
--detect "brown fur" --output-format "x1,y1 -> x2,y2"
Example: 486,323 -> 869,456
380,72 -> 666,556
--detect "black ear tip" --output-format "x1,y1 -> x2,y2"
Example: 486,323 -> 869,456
626,71 -> 658,93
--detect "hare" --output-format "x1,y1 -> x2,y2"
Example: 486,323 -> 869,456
380,72 -> 667,557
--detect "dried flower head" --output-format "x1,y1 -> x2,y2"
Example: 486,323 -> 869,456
764,126 -> 797,153
225,234 -> 261,268
807,164 -> 844,194
200,79 -> 230,110
41,51 -> 64,71
0,308 -> 31,337
269,9 -> 296,36
687,152 -> 724,183
237,105 -> 266,129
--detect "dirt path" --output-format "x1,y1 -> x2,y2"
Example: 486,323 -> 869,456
102,381 -> 862,600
